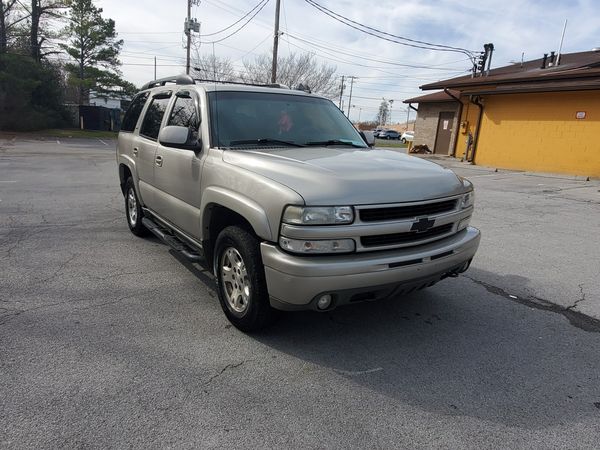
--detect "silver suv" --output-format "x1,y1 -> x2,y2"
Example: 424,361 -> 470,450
117,75 -> 480,331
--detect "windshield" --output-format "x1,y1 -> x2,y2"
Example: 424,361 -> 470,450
208,91 -> 367,148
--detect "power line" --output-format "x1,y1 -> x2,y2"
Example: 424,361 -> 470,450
200,0 -> 268,37
286,33 -> 469,72
201,0 -> 270,44
304,0 -> 476,57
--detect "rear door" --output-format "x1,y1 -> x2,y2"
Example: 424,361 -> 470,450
136,91 -> 172,209
152,90 -> 204,238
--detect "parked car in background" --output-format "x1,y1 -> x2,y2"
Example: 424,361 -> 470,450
401,131 -> 414,144
377,130 -> 400,140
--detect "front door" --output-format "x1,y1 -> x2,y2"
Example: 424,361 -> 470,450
152,91 -> 204,239
434,111 -> 455,155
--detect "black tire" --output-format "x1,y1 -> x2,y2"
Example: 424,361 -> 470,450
124,177 -> 148,237
401,138 -> 407,144
213,226 -> 277,332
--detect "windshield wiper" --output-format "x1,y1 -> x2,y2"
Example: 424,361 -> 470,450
304,139 -> 365,148
228,138 -> 305,148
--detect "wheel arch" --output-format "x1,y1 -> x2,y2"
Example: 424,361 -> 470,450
201,187 -> 274,272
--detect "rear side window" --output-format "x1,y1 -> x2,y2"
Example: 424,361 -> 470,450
140,96 -> 171,140
121,92 -> 149,132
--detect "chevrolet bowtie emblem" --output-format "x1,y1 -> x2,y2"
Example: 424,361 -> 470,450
410,217 -> 435,233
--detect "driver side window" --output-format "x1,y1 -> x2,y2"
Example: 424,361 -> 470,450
168,94 -> 200,145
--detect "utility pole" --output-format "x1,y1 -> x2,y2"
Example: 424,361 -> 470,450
338,75 -> 345,109
186,0 -> 192,75
184,1 -> 200,76
346,76 -> 356,117
405,107 -> 410,131
154,56 -> 157,80
270,0 -> 281,83
388,99 -> 394,125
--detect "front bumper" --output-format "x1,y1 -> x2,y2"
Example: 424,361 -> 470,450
261,226 -> 481,311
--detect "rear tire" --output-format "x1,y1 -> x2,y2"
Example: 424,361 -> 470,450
214,226 -> 277,332
401,138 -> 407,144
124,177 -> 148,237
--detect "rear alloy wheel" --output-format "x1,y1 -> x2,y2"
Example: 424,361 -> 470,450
214,226 -> 277,331
124,177 -> 148,237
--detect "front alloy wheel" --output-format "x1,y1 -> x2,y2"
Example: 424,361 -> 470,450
220,247 -> 251,314
214,226 -> 276,331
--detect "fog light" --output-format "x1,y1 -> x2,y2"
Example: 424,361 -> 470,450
316,294 -> 332,310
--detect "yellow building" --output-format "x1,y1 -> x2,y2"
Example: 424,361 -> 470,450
420,50 -> 600,178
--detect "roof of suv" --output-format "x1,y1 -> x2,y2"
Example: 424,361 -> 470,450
140,75 -> 318,97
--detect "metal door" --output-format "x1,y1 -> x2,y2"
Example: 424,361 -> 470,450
434,112 -> 455,155
152,91 -> 204,239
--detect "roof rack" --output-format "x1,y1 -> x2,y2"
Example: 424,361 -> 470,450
141,74 -> 195,90
193,78 -> 290,89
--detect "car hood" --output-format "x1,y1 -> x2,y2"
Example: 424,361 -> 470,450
222,147 -> 467,205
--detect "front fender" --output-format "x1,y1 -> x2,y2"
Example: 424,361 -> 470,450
201,186 -> 273,241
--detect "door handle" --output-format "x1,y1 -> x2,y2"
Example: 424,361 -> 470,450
155,155 -> 163,167
132,147 -> 139,156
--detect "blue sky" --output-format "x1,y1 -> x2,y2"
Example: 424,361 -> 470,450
96,0 -> 599,122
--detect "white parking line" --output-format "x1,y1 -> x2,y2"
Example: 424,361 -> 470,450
98,139 -> 108,146
56,139 -> 61,144
0,180 -> 18,183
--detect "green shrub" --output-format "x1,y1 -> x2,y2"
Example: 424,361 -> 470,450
0,54 -> 71,131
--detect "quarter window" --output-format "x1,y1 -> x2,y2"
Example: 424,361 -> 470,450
121,92 -> 149,132
140,96 -> 171,140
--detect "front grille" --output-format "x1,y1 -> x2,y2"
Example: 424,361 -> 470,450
359,199 -> 457,222
360,223 -> 454,248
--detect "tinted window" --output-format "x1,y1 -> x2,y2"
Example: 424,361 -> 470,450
140,96 -> 171,140
208,91 -> 365,148
121,92 -> 149,132
167,95 -> 200,146
168,96 -> 199,129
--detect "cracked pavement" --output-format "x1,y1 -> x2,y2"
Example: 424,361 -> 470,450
1,136 -> 600,448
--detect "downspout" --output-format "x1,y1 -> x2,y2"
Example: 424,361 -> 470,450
408,103 -> 418,113
469,95 -> 484,164
443,88 -> 463,157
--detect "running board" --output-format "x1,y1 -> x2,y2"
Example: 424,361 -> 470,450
142,217 -> 204,263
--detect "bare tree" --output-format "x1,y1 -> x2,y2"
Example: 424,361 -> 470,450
192,53 -> 236,82
0,0 -> 29,54
375,100 -> 389,126
27,0 -> 67,61
240,52 -> 338,98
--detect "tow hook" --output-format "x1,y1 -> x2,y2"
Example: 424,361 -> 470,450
447,259 -> 472,278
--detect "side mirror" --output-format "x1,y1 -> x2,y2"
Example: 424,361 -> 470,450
360,131 -> 375,147
158,125 -> 201,150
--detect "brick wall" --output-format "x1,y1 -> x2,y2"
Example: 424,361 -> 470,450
413,102 -> 459,154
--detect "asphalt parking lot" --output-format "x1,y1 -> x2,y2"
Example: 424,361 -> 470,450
1,136 -> 600,448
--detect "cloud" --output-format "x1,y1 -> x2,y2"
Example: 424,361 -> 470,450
95,0 -> 598,122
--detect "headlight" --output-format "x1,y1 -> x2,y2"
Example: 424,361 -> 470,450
279,237 -> 355,254
282,206 -> 354,225
461,191 -> 475,209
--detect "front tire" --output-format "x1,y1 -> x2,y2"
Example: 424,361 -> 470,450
124,177 -> 148,237
214,226 -> 277,332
